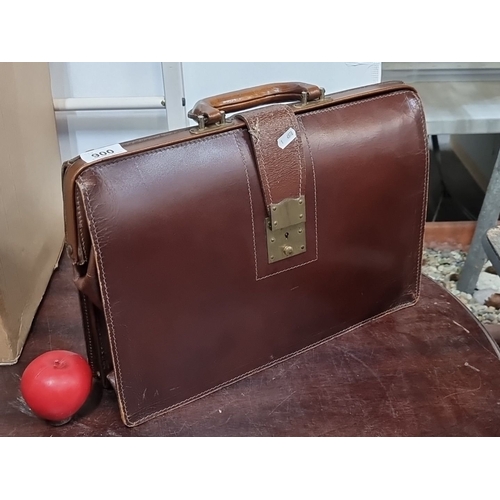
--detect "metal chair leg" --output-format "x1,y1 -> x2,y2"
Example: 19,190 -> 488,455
457,149 -> 500,293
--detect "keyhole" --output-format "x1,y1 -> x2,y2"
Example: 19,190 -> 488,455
284,232 -> 289,239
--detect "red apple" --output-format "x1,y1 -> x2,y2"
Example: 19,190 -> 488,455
20,350 -> 92,423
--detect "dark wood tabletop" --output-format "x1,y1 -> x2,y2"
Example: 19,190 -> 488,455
2,255 -> 500,436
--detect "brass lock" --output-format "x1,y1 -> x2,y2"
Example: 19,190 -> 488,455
266,196 -> 306,264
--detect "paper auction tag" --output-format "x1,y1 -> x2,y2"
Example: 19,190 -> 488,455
277,128 -> 297,149
80,144 -> 126,163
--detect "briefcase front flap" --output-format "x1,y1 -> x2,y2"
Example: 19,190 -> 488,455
63,80 -> 414,267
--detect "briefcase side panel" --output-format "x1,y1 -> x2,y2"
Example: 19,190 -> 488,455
75,88 -> 428,426
302,90 -> 429,303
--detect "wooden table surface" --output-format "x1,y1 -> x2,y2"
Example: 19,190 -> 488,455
2,256 -> 500,436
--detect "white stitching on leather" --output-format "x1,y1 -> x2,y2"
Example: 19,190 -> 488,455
255,113 -> 319,280
245,106 -> 305,203
306,90 -> 428,298
233,121 -> 318,281
298,116 -> 319,260
78,181 -> 131,423
412,95 -> 429,301
258,258 -> 318,281
307,90 -> 414,117
233,132 -> 259,281
127,296 -> 418,426
247,116 -> 274,205
282,105 -> 304,197
88,131 -> 240,169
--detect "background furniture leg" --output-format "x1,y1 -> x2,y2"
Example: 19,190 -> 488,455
457,150 -> 500,293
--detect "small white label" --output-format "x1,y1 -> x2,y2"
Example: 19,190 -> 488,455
277,127 -> 297,149
80,144 -> 126,163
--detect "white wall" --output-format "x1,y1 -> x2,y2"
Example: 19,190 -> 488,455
50,62 -> 381,162
182,62 -> 381,115
49,62 -> 168,161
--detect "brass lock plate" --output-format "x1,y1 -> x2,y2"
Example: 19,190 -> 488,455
266,224 -> 306,264
269,195 -> 306,230
266,196 -> 307,263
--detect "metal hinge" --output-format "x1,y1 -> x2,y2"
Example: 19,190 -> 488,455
266,196 -> 306,263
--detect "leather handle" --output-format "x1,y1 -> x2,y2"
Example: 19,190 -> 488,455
188,82 -> 323,126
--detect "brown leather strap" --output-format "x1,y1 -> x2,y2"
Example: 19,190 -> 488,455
237,104 -> 305,208
189,82 -> 322,126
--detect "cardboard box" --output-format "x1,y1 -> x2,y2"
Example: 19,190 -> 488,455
0,63 -> 64,364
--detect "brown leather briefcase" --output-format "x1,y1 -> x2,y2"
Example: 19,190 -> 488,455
62,81 -> 429,427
